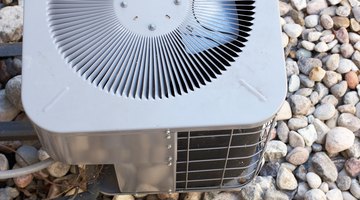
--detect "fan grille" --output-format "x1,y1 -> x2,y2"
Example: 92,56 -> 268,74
47,0 -> 255,99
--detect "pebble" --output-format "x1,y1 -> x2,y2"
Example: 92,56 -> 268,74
326,189 -> 343,200
5,75 -> 23,111
309,66 -> 326,81
158,193 -> 179,200
183,192 -> 202,200
338,59 -> 355,74
336,6 -> 351,17
338,104 -> 356,114
304,189 -> 326,200
345,158 -> 360,177
0,153 -> 9,171
288,74 -> 300,92
345,137 -> 360,158
296,182 -> 310,199
298,58 -> 322,75
277,166 -> 298,190
276,101 -> 292,121
288,117 -> 308,130
306,172 -> 322,189
323,71 -> 342,88
308,31 -> 322,42
277,121 -> 289,143
15,145 -> 39,167
342,191 -> 357,200
325,127 -> 355,154
337,113 -> 360,132
326,54 -> 340,70
336,174 -> 352,191
13,174 -> 33,188
289,131 -> 306,148
289,95 -> 312,115
286,147 -> 309,165
341,43 -> 355,58
0,90 -> 19,121
336,27 -> 350,44
352,50 -> 360,66
0,6 -> 23,43
46,162 -> 71,178
298,124 -> 318,146
0,187 -> 19,200
321,14 -> 334,29
330,81 -> 348,97
319,182 -> 329,193
314,42 -> 329,52
345,71 -> 359,89
284,24 -> 303,38
307,0 -> 328,15
350,179 -> 360,199
344,91 -> 359,105
282,32 -> 289,48
312,152 -> 338,182
291,0 -> 307,11
305,15 -> 319,28
264,140 -> 287,162
113,195 -> 135,200
300,74 -> 316,87
313,118 -> 330,144
314,103 -> 336,120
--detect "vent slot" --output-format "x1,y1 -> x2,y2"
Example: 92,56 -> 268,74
176,122 -> 272,191
47,0 -> 255,99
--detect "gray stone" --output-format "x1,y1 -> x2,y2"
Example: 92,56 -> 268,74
326,127 -> 355,154
286,59 -> 300,77
276,121 -> 289,143
259,162 -> 280,178
313,118 -> 330,144
291,0 -> 307,11
307,0 -> 328,15
0,90 -> 20,122
344,91 -> 359,106
330,81 -> 348,98
341,43 -> 355,58
321,95 -> 339,106
0,6 -> 23,43
342,191 -> 357,200
350,179 -> 360,199
264,140 -> 287,162
337,113 -> 360,132
304,189 -> 326,200
314,103 -> 336,120
336,6 -> 351,17
239,184 -> 263,200
306,172 -> 322,189
0,187 -> 19,200
338,104 -> 356,115
319,182 -> 329,193
345,137 -> 360,158
326,54 -> 340,70
312,152 -> 338,182
288,117 -> 308,130
305,15 -> 319,28
298,58 -> 322,75
315,83 -> 329,99
295,165 -> 307,181
277,166 -> 298,190
298,124 -> 318,146
287,147 -> 310,166
296,48 -> 313,60
15,145 -> 39,167
295,88 -> 313,97
323,71 -> 342,88
338,59 -> 357,74
300,74 -> 315,88
284,24 -> 303,38
353,7 -> 360,22
295,182 -> 310,199
288,75 -> 300,92
326,189 -> 343,200
336,174 -> 352,191
47,162 -> 71,178
312,143 -> 323,152
5,75 -> 23,111
289,131 -> 306,148
314,42 -> 329,52
0,153 -> 9,171
290,95 -> 312,115
301,41 -> 316,51
264,190 -> 289,200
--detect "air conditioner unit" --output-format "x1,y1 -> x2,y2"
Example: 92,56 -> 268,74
22,0 -> 286,194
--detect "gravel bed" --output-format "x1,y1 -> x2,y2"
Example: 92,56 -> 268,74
1,0 -> 360,199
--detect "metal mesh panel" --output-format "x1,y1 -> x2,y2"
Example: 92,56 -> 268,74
176,121 -> 273,191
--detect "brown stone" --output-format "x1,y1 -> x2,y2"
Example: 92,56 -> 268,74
345,158 -> 360,177
345,71 -> 359,89
333,16 -> 350,29
13,174 -> 33,188
351,18 -> 360,32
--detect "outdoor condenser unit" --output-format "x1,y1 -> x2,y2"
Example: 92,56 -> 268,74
22,0 -> 286,194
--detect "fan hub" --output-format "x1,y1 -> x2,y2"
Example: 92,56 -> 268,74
114,0 -> 191,36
